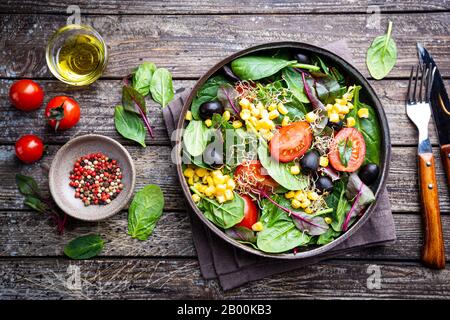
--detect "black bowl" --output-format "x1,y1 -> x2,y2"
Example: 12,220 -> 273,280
175,42 -> 391,259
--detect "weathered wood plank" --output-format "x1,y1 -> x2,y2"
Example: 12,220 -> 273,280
1,0 -> 449,14
1,145 -> 449,212
0,258 -> 449,299
1,13 -> 449,79
1,210 -> 450,260
0,79 -> 440,146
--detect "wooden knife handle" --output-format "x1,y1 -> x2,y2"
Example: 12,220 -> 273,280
418,153 -> 445,269
440,144 -> 450,191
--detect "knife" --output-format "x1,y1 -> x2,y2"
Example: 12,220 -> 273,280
417,43 -> 450,191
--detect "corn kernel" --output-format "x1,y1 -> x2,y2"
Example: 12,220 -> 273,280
319,156 -> 329,167
251,107 -> 260,117
332,104 -> 341,113
215,184 -> 227,195
226,179 -> 236,189
294,190 -> 307,202
185,110 -> 193,121
339,105 -> 350,114
278,103 -> 288,115
307,191 -> 319,201
240,109 -> 251,120
343,93 -> 350,100
188,177 -> 194,185
261,109 -> 269,119
326,104 -> 334,112
336,98 -> 347,106
193,175 -> 200,182
225,189 -> 234,201
347,102 -> 354,109
259,128 -> 269,135
183,168 -> 195,178
216,195 -> 226,203
300,199 -> 311,208
268,103 -> 278,111
291,199 -> 302,209
339,114 -> 345,120
256,102 -> 265,110
281,116 -> 290,126
222,110 -> 231,122
304,207 -> 313,214
206,176 -> 214,186
329,112 -> 340,123
324,217 -> 332,224
268,110 -> 280,120
239,98 -> 251,109
252,222 -> 264,232
205,186 -> 215,197
192,194 -> 201,202
195,168 -> 207,177
285,191 -> 295,199
212,170 -> 222,177
213,175 -> 226,185
263,131 -> 274,141
259,119 -> 275,130
358,108 -> 369,118
198,184 -> 207,193
232,120 -> 243,129
346,117 -> 356,127
305,111 -> 318,123
248,116 -> 258,127
205,119 -> 212,127
290,165 -> 300,175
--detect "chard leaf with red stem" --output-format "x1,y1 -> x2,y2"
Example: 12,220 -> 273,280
217,83 -> 240,115
122,85 -> 154,138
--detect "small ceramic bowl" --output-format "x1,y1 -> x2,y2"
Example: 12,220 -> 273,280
49,134 -> 136,221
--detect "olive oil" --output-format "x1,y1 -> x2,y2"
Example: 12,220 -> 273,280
46,25 -> 108,86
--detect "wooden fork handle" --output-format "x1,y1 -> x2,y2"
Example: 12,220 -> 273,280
440,144 -> 450,191
418,153 -> 445,269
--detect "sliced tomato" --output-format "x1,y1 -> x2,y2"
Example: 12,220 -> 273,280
269,121 -> 312,163
234,160 -> 278,193
329,128 -> 366,172
236,195 -> 259,229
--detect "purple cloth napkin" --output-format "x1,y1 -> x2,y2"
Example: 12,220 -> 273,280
163,40 -> 396,290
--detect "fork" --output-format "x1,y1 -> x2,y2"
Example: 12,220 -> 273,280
406,64 -> 445,269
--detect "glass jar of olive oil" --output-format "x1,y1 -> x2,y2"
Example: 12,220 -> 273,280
46,25 -> 108,86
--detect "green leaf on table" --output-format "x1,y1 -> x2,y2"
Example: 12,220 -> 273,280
15,174 -> 40,196
114,105 -> 146,147
191,75 -> 228,120
366,21 -> 397,80
150,68 -> 174,108
132,62 -> 156,96
64,234 -> 104,260
183,120 -> 210,157
231,56 -> 297,80
128,184 -> 165,241
24,195 -> 47,213
122,85 -> 147,114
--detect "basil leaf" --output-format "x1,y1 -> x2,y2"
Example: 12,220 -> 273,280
132,62 -> 156,96
225,226 -> 256,243
114,105 -> 146,147
24,195 -> 47,213
202,192 -> 245,229
257,143 -> 308,191
257,220 -> 310,253
338,137 -> 353,168
150,68 -> 174,108
64,234 -> 104,260
128,184 -> 165,241
366,21 -> 397,80
231,56 -> 297,81
122,85 -> 146,114
191,75 -> 228,120
282,67 -> 309,103
183,120 -> 209,157
15,174 -> 40,196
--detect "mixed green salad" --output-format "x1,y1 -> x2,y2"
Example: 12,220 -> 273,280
181,50 -> 382,254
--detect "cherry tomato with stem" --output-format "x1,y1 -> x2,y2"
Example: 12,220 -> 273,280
45,96 -> 80,131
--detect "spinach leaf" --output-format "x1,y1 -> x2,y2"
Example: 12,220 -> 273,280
201,192 -> 245,229
257,220 -> 310,253
282,67 -> 309,103
191,75 -> 228,120
257,143 -> 308,190
217,83 -> 240,115
316,228 -> 341,245
64,234 -> 104,260
150,68 -> 174,108
366,21 -> 397,80
183,120 -> 210,157
225,226 -> 256,243
338,137 -> 353,168
15,174 -> 40,196
132,62 -> 156,96
231,56 -> 297,80
114,105 -> 146,147
348,86 -> 382,165
326,179 -> 351,232
128,184 -> 165,240
315,76 -> 344,105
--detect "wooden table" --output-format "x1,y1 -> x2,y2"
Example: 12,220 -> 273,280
1,1 -> 449,299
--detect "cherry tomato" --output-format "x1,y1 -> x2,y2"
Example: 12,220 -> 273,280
15,135 -> 44,164
9,80 -> 44,111
237,195 -> 259,229
269,121 -> 312,163
45,96 -> 80,131
234,160 -> 278,193
329,128 -> 366,172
